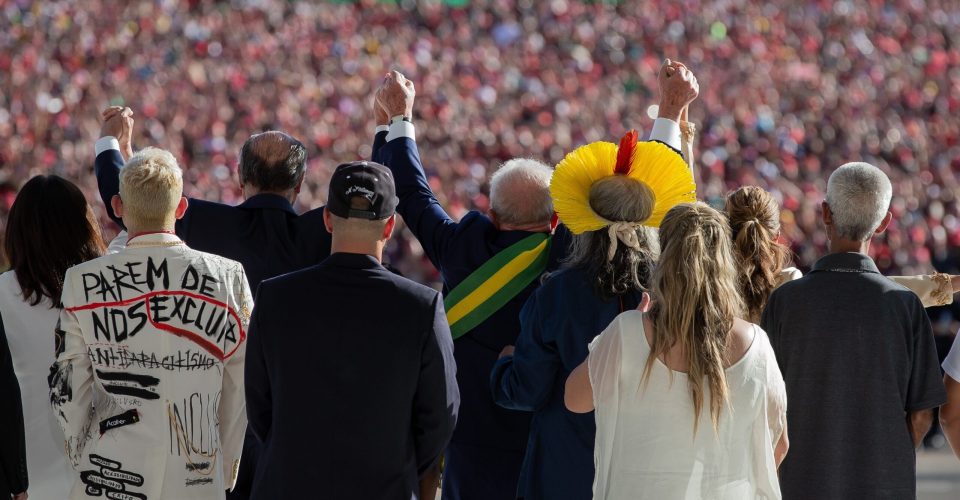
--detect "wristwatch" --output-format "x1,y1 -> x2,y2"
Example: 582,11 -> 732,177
390,115 -> 412,124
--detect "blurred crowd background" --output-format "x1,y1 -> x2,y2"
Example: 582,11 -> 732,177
1,0 -> 960,333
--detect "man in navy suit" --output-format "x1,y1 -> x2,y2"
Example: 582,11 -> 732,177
371,72 -> 566,500
244,161 -> 458,499
94,108 -> 331,499
372,71 -> 687,499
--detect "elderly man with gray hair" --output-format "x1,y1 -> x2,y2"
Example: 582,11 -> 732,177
761,162 -> 947,500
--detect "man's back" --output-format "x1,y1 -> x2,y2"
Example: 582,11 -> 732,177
52,233 -> 251,500
245,253 -> 458,500
762,252 -> 946,500
176,195 -> 330,289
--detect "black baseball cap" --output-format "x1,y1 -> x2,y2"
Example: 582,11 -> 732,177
327,161 -> 399,220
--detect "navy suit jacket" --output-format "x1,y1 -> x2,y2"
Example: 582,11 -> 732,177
373,133 -> 569,451
244,253 -> 459,500
95,148 -> 331,290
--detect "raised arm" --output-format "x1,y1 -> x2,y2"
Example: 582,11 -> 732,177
373,71 -> 460,266
371,90 -> 389,163
653,59 -> 700,178
94,107 -> 135,229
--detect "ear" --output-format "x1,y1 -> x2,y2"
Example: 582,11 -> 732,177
489,209 -> 501,230
294,177 -> 304,195
174,197 -> 189,220
382,214 -> 397,241
821,201 -> 833,227
111,195 -> 124,218
874,211 -> 893,235
637,292 -> 652,312
323,207 -> 334,233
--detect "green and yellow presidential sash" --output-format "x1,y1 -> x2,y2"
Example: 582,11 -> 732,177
443,233 -> 551,340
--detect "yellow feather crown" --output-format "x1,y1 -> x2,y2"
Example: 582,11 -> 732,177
550,132 -> 697,234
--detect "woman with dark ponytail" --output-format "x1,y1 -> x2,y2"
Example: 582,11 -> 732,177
726,186 -> 960,321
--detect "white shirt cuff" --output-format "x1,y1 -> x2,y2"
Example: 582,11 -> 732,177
375,125 -> 389,134
649,118 -> 681,151
95,136 -> 121,156
386,121 -> 416,143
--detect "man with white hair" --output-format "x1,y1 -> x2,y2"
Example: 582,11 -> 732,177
761,162 -> 947,499
371,64 -> 697,500
50,147 -> 252,500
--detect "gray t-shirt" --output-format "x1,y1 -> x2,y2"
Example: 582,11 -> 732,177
761,252 -> 946,500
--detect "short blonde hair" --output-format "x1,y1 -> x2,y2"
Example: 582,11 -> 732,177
120,147 -> 183,228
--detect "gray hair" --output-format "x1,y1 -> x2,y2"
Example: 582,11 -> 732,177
489,158 -> 554,226
825,162 -> 892,242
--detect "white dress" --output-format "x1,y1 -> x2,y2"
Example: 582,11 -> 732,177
588,311 -> 786,500
0,271 -> 73,500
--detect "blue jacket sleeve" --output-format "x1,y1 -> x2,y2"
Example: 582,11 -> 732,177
376,137 -> 459,268
413,293 -> 459,474
95,149 -> 126,229
244,286 -> 272,444
490,289 -> 561,411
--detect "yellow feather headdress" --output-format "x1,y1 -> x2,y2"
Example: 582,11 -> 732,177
550,130 -> 697,234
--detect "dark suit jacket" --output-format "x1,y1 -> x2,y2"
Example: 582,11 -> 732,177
372,133 -> 568,452
95,148 -> 331,290
244,253 -> 459,500
0,312 -> 27,497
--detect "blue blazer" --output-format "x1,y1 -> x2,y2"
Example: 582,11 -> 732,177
95,149 -> 331,291
244,253 -> 459,499
372,133 -> 569,451
491,268 -> 642,500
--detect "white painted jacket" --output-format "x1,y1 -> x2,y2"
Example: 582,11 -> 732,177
50,233 -> 252,500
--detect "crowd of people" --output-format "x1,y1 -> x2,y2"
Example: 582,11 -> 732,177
3,1 -> 960,499
2,0 -> 960,329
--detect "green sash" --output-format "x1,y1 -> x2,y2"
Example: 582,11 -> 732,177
443,233 -> 551,340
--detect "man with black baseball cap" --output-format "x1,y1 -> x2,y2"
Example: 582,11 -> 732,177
244,161 -> 459,500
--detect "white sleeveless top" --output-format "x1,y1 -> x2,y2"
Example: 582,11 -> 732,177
587,311 -> 786,500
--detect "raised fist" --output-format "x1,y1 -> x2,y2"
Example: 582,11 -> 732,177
376,70 -> 415,120
100,106 -> 135,161
657,59 -> 699,121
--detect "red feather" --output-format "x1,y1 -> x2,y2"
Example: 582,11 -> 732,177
615,129 -> 638,175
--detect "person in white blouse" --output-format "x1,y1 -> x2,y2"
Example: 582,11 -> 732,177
565,202 -> 788,500
0,175 -> 108,500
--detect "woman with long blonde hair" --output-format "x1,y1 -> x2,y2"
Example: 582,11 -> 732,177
566,202 -> 788,500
